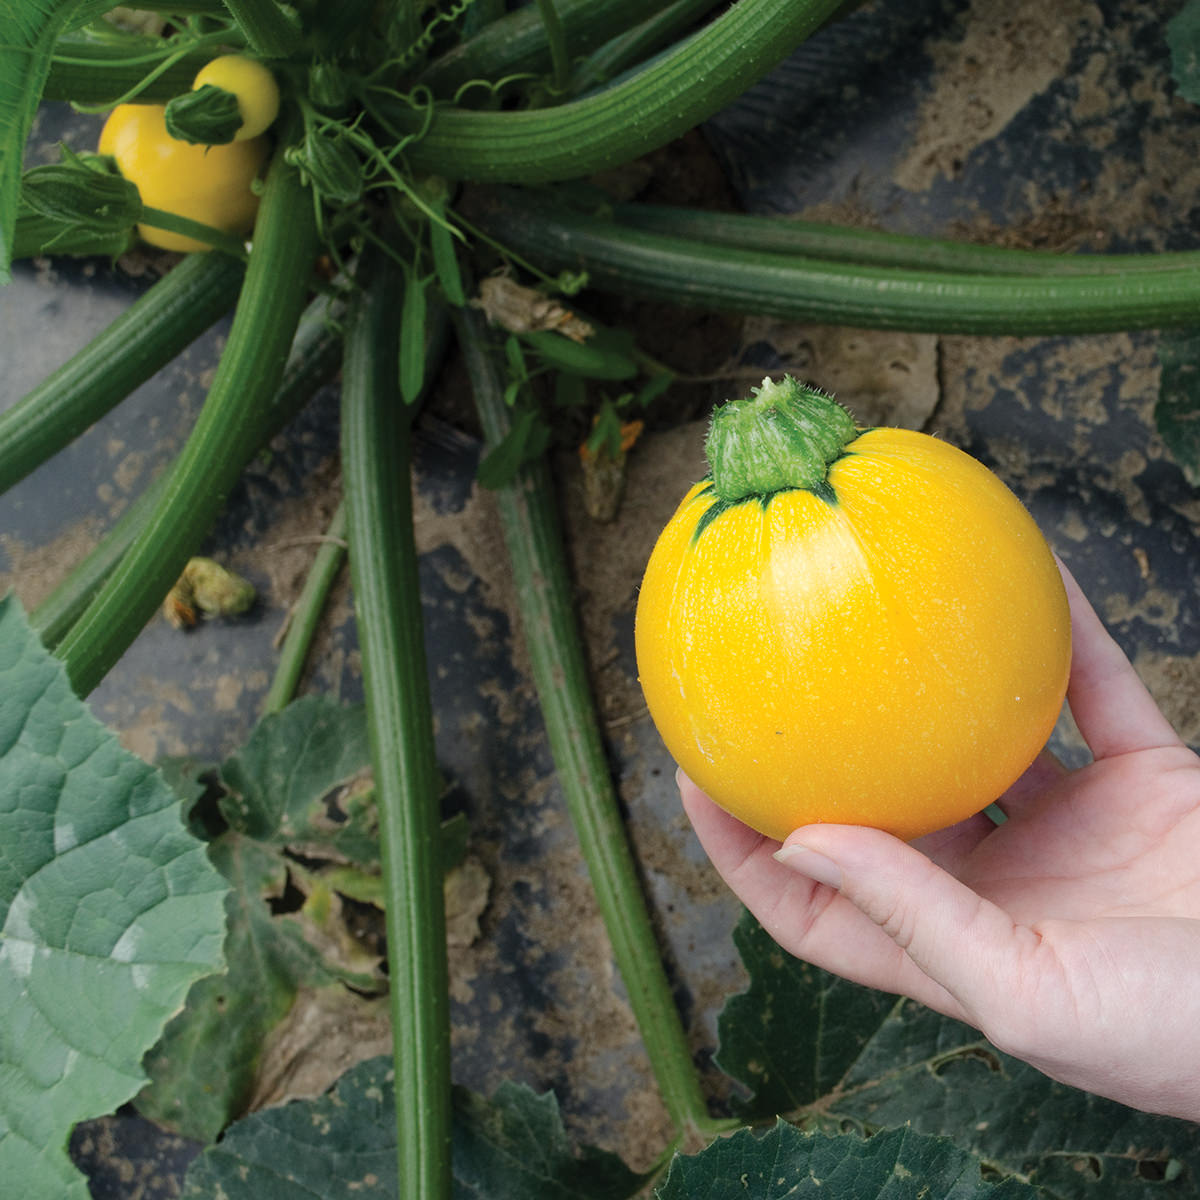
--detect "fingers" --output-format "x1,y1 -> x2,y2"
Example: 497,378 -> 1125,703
1059,563 -> 1180,760
989,748 -> 1067,821
774,822 -> 1039,1030
680,773 -> 970,1018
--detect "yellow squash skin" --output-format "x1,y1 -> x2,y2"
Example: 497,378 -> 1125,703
635,427 -> 1071,842
98,104 -> 269,252
192,55 -> 281,141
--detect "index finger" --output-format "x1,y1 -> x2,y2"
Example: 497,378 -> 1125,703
1059,562 -> 1180,760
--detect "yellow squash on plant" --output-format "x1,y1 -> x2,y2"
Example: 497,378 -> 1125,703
635,376 -> 1071,842
190,54 -> 281,141
98,102 -> 269,252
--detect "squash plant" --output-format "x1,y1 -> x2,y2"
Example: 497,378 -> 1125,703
4,0 -> 1200,1197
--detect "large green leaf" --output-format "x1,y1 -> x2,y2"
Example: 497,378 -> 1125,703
716,911 -> 1200,1198
835,1003 -> 1197,1197
219,695 -> 381,865
0,0 -> 108,279
655,1121 -> 1040,1199
180,1055 -> 647,1198
452,1080 -> 647,1199
140,699 -> 469,1142
715,908 -> 896,1118
0,592 -> 228,1196
135,834 -> 340,1142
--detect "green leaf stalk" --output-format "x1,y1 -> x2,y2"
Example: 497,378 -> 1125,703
341,245 -> 452,1200
456,306 -> 716,1140
53,140 -> 320,696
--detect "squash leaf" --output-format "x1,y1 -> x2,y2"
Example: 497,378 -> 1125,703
715,907 -> 896,1118
0,592 -> 228,1196
476,404 -> 552,488
137,700 -> 382,1141
134,834 -> 342,1143
716,910 -> 1200,1197
137,699 -> 464,1142
0,0 -> 110,280
179,1055 -> 647,1198
452,1079 -> 648,1199
218,694 -> 381,865
655,1121 -> 1040,1199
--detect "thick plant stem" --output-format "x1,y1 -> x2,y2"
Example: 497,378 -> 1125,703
31,479 -> 164,651
473,191 -> 1200,335
0,252 -> 243,497
260,502 -> 347,716
456,307 -> 713,1138
390,0 -> 422,54
32,290 -> 343,651
53,142 -> 319,697
534,0 -> 570,91
419,0 -> 678,97
570,0 -> 723,96
220,0 -> 301,57
262,297 -> 449,715
44,29 -> 239,105
342,249 -> 451,1200
615,202 -> 1200,277
386,0 -> 845,181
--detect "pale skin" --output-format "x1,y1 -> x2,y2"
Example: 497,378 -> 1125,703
679,565 -> 1200,1121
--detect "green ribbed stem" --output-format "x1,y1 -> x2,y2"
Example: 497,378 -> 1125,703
0,252 -> 243,497
615,202 -> 1200,277
391,0 -> 421,53
138,208 -> 253,258
386,0 -> 844,181
44,32 -> 217,105
221,0 -> 301,57
53,141 -> 319,696
708,377 -> 856,501
472,192 -> 1200,335
418,0 -> 678,97
342,247 -> 450,1200
31,289 -> 343,651
569,0 -> 723,96
31,289 -> 343,652
260,503 -> 346,716
457,307 -> 715,1139
534,0 -> 569,90
31,479 -> 162,650
261,293 -> 450,716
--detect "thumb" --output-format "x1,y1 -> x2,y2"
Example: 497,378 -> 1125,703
775,826 -> 1032,1024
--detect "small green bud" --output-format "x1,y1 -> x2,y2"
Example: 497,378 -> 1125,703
19,150 -> 142,233
285,125 -> 363,206
164,84 -> 243,145
307,61 -> 352,115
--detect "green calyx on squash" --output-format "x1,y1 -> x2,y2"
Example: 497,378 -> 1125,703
705,374 -> 858,502
165,84 -> 243,145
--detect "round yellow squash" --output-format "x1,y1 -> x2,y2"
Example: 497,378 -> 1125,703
192,55 -> 281,141
98,103 -> 269,252
634,376 -> 1071,843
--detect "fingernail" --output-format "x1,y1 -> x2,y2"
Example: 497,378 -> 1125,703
773,843 -> 843,890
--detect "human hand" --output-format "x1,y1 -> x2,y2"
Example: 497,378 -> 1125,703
680,566 -> 1200,1121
